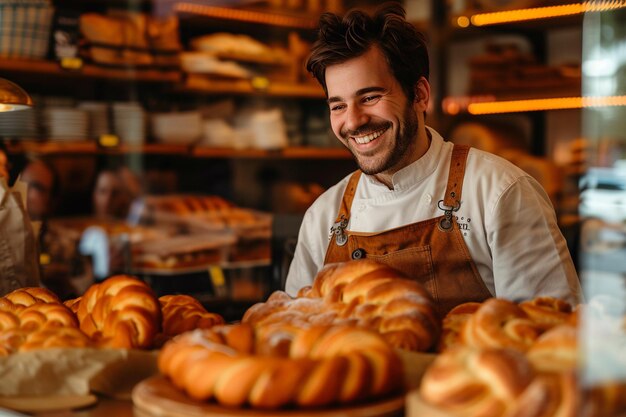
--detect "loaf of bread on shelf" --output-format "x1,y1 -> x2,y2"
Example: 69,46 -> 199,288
159,294 -> 224,338
243,259 -> 440,352
73,275 -> 162,349
158,323 -> 404,409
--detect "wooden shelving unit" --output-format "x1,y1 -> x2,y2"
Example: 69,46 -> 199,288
0,58 -> 181,83
5,141 -> 351,159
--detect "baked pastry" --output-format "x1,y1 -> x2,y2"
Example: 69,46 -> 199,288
18,327 -> 93,351
244,260 -> 439,352
158,323 -> 403,409
159,294 -> 224,338
505,371 -> 580,417
74,275 -> 161,349
0,310 -> 20,332
461,298 -> 541,351
18,303 -> 79,332
0,287 -> 61,313
526,324 -> 578,374
437,302 -> 481,352
420,346 -> 534,417
519,297 -> 573,331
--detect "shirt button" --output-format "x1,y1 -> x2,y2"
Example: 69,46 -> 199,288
425,194 -> 432,203
358,204 -> 366,211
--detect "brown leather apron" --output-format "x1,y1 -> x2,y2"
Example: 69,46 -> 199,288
324,145 -> 492,317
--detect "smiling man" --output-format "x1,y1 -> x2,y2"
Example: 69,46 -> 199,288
285,3 -> 582,315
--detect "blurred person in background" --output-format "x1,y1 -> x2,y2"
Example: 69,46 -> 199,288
92,167 -> 135,220
20,156 -> 60,223
285,3 -> 581,314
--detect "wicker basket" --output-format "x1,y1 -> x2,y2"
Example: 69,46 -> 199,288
0,0 -> 54,58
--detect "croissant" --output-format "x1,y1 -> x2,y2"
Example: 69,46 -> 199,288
74,275 -> 161,349
158,323 -> 403,409
244,260 -> 439,352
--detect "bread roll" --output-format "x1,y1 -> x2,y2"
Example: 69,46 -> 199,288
74,275 -> 161,349
420,346 -> 533,417
461,298 -> 541,351
159,294 -> 224,339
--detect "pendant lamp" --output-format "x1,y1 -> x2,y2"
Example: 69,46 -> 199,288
0,78 -> 33,112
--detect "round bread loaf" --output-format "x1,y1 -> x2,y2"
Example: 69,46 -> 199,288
244,260 -> 439,352
158,323 -> 404,409
74,275 -> 161,349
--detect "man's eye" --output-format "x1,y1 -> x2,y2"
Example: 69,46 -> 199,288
330,104 -> 345,112
363,95 -> 381,104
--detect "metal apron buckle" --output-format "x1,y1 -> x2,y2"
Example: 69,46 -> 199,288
437,199 -> 460,232
329,215 -> 349,246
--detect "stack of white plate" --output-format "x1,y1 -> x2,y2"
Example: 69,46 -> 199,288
113,102 -> 146,145
78,101 -> 110,139
0,108 -> 38,139
43,107 -> 89,140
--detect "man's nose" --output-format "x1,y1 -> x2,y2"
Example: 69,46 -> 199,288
344,105 -> 369,132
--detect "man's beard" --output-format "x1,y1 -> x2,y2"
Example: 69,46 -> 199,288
346,105 -> 419,175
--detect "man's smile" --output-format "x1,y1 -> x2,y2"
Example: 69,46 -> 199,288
350,126 -> 389,144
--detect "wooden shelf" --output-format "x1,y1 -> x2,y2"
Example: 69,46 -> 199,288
0,58 -> 181,83
179,75 -> 325,98
5,141 -> 351,159
173,3 -> 319,30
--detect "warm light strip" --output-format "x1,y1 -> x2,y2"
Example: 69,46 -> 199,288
173,3 -> 317,29
467,95 -> 626,114
469,1 -> 626,26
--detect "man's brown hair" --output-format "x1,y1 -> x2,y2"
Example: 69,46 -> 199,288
306,2 -> 429,102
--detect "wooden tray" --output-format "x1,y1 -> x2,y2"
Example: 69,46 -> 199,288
0,394 -> 97,413
132,375 -> 405,417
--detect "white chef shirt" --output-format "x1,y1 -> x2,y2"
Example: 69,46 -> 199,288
285,127 -> 582,306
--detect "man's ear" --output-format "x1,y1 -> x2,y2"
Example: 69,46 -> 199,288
414,77 -> 430,108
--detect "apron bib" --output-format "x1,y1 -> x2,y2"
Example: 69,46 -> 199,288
324,145 -> 492,316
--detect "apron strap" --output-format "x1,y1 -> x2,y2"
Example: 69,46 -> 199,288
334,170 -> 362,224
442,145 -> 470,209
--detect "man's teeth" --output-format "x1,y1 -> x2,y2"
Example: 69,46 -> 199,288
352,129 -> 385,144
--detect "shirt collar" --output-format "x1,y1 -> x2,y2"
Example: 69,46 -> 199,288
363,126 -> 445,191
